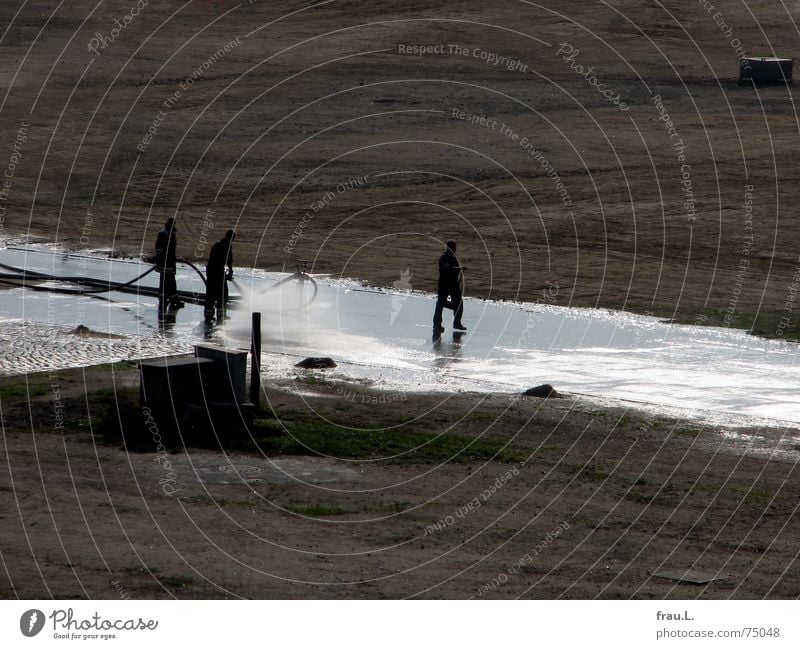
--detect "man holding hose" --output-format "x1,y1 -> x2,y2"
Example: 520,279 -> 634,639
204,229 -> 235,323
154,218 -> 183,310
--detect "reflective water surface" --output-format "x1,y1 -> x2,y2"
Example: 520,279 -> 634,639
1,242 -> 798,430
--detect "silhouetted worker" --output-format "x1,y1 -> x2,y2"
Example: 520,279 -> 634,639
154,218 -> 183,310
433,239 -> 467,336
204,229 -> 235,323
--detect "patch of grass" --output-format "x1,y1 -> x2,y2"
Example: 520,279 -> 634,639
245,416 -> 532,464
673,426 -> 702,438
632,476 -> 701,505
252,418 -> 287,435
561,462 -> 696,506
258,407 -> 308,420
158,574 -> 199,589
87,387 -> 130,401
728,485 -> 772,507
374,500 -> 412,514
629,478 -> 774,508
292,374 -> 334,387
91,387 -> 141,443
672,308 -> 800,342
282,499 -> 414,517
182,494 -> 255,507
0,380 -> 50,400
615,414 -> 633,429
561,462 -> 613,483
626,483 -> 661,504
282,503 -> 353,516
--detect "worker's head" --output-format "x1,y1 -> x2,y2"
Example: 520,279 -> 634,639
225,229 -> 235,241
164,218 -> 175,232
446,240 -> 457,253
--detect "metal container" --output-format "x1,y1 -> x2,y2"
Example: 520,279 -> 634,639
740,57 -> 793,83
194,343 -> 248,402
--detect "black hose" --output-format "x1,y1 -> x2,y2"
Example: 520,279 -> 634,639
176,257 -> 208,286
0,266 -> 156,294
0,277 -> 116,302
0,261 -> 52,279
0,255 -> 324,312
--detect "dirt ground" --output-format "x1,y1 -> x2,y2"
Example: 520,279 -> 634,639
0,363 -> 798,599
2,1 -> 800,323
2,1 -> 800,600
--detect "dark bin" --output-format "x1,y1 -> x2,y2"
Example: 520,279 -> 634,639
139,356 -> 216,443
194,343 -> 248,402
740,57 -> 793,84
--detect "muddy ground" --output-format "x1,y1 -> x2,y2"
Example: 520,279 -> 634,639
0,363 -> 798,599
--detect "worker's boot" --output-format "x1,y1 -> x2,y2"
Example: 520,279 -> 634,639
453,322 -> 467,331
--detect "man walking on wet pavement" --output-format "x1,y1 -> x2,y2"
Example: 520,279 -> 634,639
433,239 -> 467,337
154,218 -> 183,310
204,229 -> 235,323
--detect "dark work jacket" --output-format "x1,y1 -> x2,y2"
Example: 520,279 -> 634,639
438,249 -> 461,289
155,228 -> 177,270
206,239 -> 233,276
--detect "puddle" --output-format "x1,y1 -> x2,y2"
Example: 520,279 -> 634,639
1,242 -> 799,433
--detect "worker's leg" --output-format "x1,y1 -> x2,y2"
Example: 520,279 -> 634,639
158,271 -> 167,307
165,269 -> 177,300
204,273 -> 222,321
451,285 -> 465,329
203,289 -> 216,322
219,274 -> 230,320
433,291 -> 447,331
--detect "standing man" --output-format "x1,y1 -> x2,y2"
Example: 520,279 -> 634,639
155,218 -> 183,310
433,239 -> 467,337
204,229 -> 235,323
